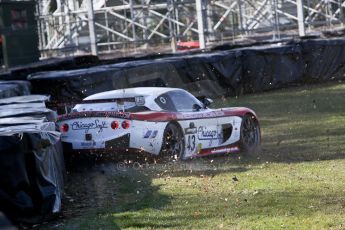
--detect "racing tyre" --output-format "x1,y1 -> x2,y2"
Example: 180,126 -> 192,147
240,114 -> 261,154
160,123 -> 185,160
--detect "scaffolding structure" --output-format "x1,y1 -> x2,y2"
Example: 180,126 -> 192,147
36,0 -> 345,57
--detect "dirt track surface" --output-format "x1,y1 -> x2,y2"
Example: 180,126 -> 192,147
36,160 -> 119,229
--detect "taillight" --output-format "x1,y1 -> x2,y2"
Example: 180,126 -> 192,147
122,120 -> 130,129
111,121 -> 119,129
60,123 -> 69,133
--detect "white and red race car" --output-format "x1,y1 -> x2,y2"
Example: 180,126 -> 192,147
57,87 -> 260,159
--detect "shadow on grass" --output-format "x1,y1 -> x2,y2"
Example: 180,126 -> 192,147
59,157 -> 253,229
99,168 -> 178,229
40,157 -> 174,229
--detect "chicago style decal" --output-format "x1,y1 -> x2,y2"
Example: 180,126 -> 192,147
197,126 -> 219,140
71,119 -> 108,133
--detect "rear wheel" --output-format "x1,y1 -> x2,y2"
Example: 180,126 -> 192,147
240,114 -> 261,154
160,123 -> 185,160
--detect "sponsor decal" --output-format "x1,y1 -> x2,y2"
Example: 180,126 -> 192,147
193,145 -> 240,157
71,119 -> 108,133
151,130 -> 158,138
143,130 -> 158,139
210,146 -> 239,154
197,126 -> 218,140
177,111 -> 225,120
135,96 -> 145,106
185,122 -> 197,134
144,130 -> 152,138
185,127 -> 197,134
197,143 -> 202,153
80,141 -> 96,147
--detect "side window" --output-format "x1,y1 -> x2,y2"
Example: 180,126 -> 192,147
155,94 -> 176,111
169,90 -> 204,112
155,90 -> 204,112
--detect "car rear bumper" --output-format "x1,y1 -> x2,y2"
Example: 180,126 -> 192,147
62,134 -> 131,153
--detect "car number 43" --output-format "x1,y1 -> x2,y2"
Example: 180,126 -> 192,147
187,135 -> 196,151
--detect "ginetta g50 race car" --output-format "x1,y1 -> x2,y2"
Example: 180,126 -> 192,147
57,87 -> 261,159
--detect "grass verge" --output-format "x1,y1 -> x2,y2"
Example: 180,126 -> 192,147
47,82 -> 345,229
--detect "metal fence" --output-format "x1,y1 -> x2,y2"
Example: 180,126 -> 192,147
36,0 -> 345,57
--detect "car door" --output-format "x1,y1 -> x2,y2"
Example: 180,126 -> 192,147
178,109 -> 223,157
155,89 -> 222,157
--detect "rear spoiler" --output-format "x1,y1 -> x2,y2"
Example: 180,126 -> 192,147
47,97 -> 136,107
48,97 -> 142,114
77,98 -> 136,104
57,111 -> 131,122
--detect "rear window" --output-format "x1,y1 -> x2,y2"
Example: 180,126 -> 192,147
73,98 -> 150,112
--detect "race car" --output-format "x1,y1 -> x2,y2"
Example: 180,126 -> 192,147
57,87 -> 261,160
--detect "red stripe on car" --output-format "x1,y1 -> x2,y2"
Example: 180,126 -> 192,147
57,107 -> 256,122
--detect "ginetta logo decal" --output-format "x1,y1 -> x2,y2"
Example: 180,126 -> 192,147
71,119 -> 108,133
177,111 -> 225,119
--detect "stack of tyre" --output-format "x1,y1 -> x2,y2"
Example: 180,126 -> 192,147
0,90 -> 65,225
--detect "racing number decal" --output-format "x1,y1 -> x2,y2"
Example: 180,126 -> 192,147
187,135 -> 196,151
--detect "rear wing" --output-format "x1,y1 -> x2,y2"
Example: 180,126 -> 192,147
48,96 -> 145,115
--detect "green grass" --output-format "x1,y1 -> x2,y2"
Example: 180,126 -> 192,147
48,82 -> 345,229
216,82 -> 345,162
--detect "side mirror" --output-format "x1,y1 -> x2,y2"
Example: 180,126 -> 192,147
193,104 -> 202,112
202,98 -> 213,108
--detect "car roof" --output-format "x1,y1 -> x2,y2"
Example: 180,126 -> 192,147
84,87 -> 183,100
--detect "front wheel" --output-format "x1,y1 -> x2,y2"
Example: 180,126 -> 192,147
160,123 -> 185,160
240,114 -> 261,154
